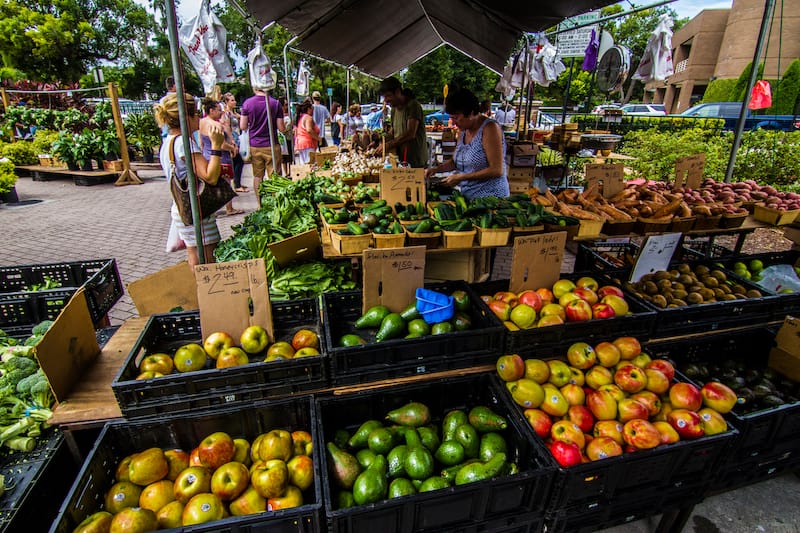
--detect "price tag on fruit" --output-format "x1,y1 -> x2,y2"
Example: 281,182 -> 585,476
379,168 -> 426,207
509,232 -> 566,293
585,163 -> 624,198
674,154 -> 706,190
195,259 -> 273,342
362,246 -> 426,313
629,233 -> 682,282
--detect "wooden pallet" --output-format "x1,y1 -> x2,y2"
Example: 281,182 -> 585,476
16,165 -> 119,186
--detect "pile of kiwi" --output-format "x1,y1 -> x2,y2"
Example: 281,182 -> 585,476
624,263 -> 763,308
681,360 -> 799,413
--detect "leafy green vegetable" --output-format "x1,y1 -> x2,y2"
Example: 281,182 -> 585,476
270,261 -> 357,300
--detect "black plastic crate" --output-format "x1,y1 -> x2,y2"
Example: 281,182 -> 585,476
620,261 -> 782,337
681,239 -> 737,260
322,281 -> 504,387
447,512 -> 544,533
51,398 -> 323,533
544,490 -> 664,533
471,275 -> 656,354
0,259 -> 123,338
574,241 -> 641,275
646,329 -> 800,491
0,429 -> 78,533
112,299 -> 328,419
315,373 -> 556,533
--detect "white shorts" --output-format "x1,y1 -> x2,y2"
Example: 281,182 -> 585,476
171,203 -> 221,248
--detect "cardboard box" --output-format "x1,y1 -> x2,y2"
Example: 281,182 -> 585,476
782,224 -> 800,246
508,166 -> 535,180
380,168 -> 426,206
424,249 -> 491,283
310,151 -> 336,166
769,315 -> 800,381
362,246 -> 425,313
268,229 -> 321,267
508,179 -> 532,194
128,262 -> 198,316
290,164 -> 313,181
508,143 -> 539,167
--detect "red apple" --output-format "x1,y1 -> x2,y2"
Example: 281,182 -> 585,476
566,405 -> 595,433
164,449 -> 190,481
203,332 -> 235,360
602,295 -> 630,317
189,448 -> 203,467
561,383 -> 586,406
591,303 -> 616,319
587,390 -> 618,420
598,384 -> 625,402
551,420 -> 586,449
573,287 -> 599,306
198,432 -> 235,470
291,329 -> 319,351
630,391 -> 662,417
593,420 -> 625,445
523,408 -> 553,438
700,382 -> 737,414
622,419 -> 661,450
652,421 -> 680,444
585,366 -> 614,389
518,290 -> 543,312
698,407 -> 728,435
597,286 -> 625,299
594,342 -> 621,367
552,279 -> 577,299
540,303 -> 566,320
566,342 -> 597,369
216,347 -> 250,369
576,277 -> 599,291
494,291 -> 519,306
614,364 -> 648,393
488,300 -> 512,321
586,436 -> 623,461
564,299 -> 593,322
669,383 -> 703,411
631,353 -> 652,369
547,440 -> 582,467
612,337 -> 641,360
536,288 -> 554,305
667,409 -> 705,439
644,369 -> 670,394
558,292 -> 583,307
617,398 -> 650,423
646,360 -> 675,382
496,354 -> 525,381
173,466 -> 212,504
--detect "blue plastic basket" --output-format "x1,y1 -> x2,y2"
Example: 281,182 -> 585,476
416,288 -> 455,324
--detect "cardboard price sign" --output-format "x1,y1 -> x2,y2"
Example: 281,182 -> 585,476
585,163 -> 625,198
509,232 -> 567,294
380,168 -> 426,207
362,246 -> 426,313
674,154 -> 706,190
629,233 -> 682,282
128,262 -> 198,316
195,259 -> 273,343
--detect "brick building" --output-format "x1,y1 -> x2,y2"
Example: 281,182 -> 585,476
645,0 -> 800,113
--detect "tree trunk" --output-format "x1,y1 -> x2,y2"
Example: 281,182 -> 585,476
621,78 -> 637,105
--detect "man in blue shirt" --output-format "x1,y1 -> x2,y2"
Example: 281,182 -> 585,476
365,105 -> 383,130
311,91 -> 331,147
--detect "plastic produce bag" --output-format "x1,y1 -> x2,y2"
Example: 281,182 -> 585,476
239,130 -> 251,162
633,14 -> 674,83
296,60 -> 311,97
179,0 -> 235,94
749,80 -> 773,110
752,264 -> 800,293
165,218 -> 186,253
247,36 -> 276,91
530,39 -> 565,87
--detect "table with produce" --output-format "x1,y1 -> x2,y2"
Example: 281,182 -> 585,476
2,162 -> 800,533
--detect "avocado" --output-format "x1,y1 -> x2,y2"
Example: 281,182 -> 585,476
388,478 -> 416,498
455,453 -> 507,485
454,424 -> 480,459
468,406 -> 508,432
367,428 -> 395,455
386,445 -> 408,479
442,410 -> 468,442
375,313 -> 407,342
352,455 -> 388,505
355,305 -> 391,329
403,429 -> 434,480
478,432 -> 508,462
419,476 -> 451,492
400,302 -> 421,321
348,420 -> 383,449
434,440 -> 466,466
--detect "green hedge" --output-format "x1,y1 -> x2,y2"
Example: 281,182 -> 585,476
571,115 -> 725,135
619,128 -> 800,186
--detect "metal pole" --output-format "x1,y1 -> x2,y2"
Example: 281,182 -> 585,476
724,0 -> 776,183
561,57 -> 576,124
346,69 -> 350,121
165,0 -> 205,263
265,91 -> 279,175
283,36 -> 298,126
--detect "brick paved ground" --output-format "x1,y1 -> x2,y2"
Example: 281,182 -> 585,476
2,164 -> 799,532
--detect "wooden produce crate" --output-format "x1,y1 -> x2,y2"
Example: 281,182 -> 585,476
330,231 -> 372,255
442,229 -> 476,249
577,219 -> 604,237
372,232 -> 405,249
405,228 -> 441,249
476,227 -> 511,247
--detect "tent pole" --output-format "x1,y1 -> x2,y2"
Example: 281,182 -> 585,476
165,0 -> 205,263
724,0 -> 775,183
346,69 -> 350,123
283,36 -> 299,126
265,91 -> 279,176
561,58 -> 576,124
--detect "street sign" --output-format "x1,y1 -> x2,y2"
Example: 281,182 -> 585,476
556,11 -> 600,58
326,87 -> 333,96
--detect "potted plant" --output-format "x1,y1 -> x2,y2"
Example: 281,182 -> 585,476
31,129 -> 60,165
0,158 -> 19,203
73,130 -> 96,171
125,113 -> 161,163
51,132 -> 79,170
97,128 -> 121,160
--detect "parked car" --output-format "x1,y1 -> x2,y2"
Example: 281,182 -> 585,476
620,103 -> 667,116
591,104 -> 621,114
426,110 -> 450,124
679,102 -> 799,131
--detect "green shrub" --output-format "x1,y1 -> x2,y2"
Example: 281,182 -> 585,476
1,141 -> 38,165
772,59 -> 800,115
31,129 -> 60,156
571,115 -> 724,135
702,79 -> 738,103
0,159 -> 18,193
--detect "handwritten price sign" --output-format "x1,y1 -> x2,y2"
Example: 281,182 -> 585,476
585,163 -> 625,198
363,246 -> 426,313
674,154 -> 705,190
380,168 -> 426,206
510,232 -> 566,293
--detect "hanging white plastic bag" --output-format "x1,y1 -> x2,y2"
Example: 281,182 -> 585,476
166,218 -> 186,253
531,39 -> 565,87
296,60 -> 311,97
633,14 -> 674,83
179,0 -> 236,94
752,264 -> 800,293
239,130 -> 251,162
247,36 -> 276,91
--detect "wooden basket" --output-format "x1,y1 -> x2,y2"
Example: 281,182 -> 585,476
318,201 -> 345,210
102,159 -> 124,171
669,216 -> 696,233
602,219 -> 635,236
37,155 -> 53,167
373,232 -> 406,249
405,228 -> 441,249
476,227 -> 511,247
719,212 -> 748,229
513,225 -> 544,236
442,229 -> 476,249
692,215 -> 722,230
544,223 -> 579,241
753,205 -> 800,226
740,201 -> 757,214
577,219 -> 604,237
635,217 -> 671,235
330,231 -> 372,255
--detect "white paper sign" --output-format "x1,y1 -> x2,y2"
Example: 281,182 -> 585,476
556,11 -> 600,57
630,233 -> 682,282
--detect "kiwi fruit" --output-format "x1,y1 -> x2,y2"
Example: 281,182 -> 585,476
720,285 -> 732,295
695,265 -> 710,276
722,294 -> 737,301
731,284 -> 746,295
651,294 -> 668,308
711,270 -> 727,282
644,281 -> 659,295
673,282 -> 685,291
657,279 -> 672,291
669,269 -> 681,280
672,299 -> 687,307
673,289 -> 688,300
641,273 -> 655,283
700,288 -> 715,301
714,288 -> 726,299
734,293 -> 747,299
746,289 -> 762,298
687,292 -> 704,304
654,271 -> 671,281
678,274 -> 694,286
703,276 -> 719,288
677,264 -> 691,275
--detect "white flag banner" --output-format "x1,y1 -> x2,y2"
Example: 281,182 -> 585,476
179,0 -> 235,94
247,36 -> 276,91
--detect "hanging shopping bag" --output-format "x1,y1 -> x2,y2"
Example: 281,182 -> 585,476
296,61 -> 311,97
179,0 -> 236,94
749,80 -> 773,110
239,130 -> 251,162
247,36 -> 276,91
633,14 -> 674,83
